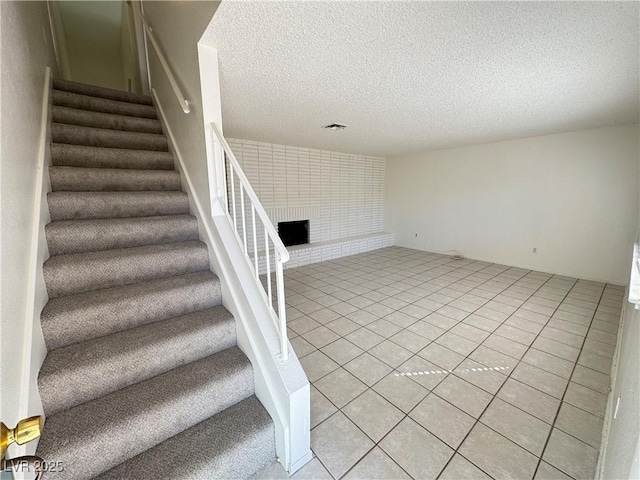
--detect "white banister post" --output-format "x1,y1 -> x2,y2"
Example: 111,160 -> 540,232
276,255 -> 288,361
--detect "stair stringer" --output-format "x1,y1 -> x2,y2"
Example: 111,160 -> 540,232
153,90 -> 312,474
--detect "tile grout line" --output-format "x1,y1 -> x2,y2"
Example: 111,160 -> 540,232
286,249 -> 618,480
304,255 -> 552,479
531,283 -> 607,480
431,273 -> 580,480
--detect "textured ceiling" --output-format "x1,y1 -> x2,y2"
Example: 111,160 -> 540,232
204,1 -> 639,157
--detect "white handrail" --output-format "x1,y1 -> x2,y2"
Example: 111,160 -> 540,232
140,14 -> 190,114
209,122 -> 289,262
209,121 -> 290,360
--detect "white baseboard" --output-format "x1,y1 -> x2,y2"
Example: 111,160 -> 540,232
15,66 -> 52,457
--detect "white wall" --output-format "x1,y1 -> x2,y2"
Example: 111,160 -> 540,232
228,139 -> 386,243
57,1 -> 126,90
1,0 -> 57,426
385,125 -> 639,284
600,299 -> 639,479
141,0 -> 220,218
599,145 -> 640,480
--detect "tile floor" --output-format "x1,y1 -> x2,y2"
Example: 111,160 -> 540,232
255,247 -> 623,480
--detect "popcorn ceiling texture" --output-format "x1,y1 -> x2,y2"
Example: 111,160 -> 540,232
205,2 -> 639,157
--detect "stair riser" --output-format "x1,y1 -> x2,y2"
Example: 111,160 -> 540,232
52,106 -> 162,134
46,216 -> 199,255
52,124 -> 168,151
51,144 -> 175,170
40,309 -> 237,415
36,350 -> 254,480
52,78 -> 153,105
53,90 -> 157,119
42,273 -> 222,350
96,396 -> 276,480
43,242 -> 210,298
49,166 -> 181,192
48,192 -> 191,221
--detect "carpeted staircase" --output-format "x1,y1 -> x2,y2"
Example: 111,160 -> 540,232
35,78 -> 276,479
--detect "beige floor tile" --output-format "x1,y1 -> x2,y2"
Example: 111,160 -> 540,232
344,447 -> 410,479
570,364 -> 610,394
320,338 -> 364,365
291,457 -> 333,480
482,334 -> 528,359
311,412 -> 374,478
433,375 -> 492,418
397,355 -> 449,390
290,336 -> 317,358
383,311 -> 419,328
438,454 -> 492,480
344,352 -> 393,387
555,402 -> 604,448
423,312 -> 459,330
300,350 -> 339,382
563,382 -> 608,418
388,329 -> 431,353
497,378 -> 560,424
345,327 -> 385,350
480,398 -> 551,456
533,336 -> 581,362
460,423 -> 539,479
534,461 -> 573,480
302,325 -> 341,349
310,386 -> 338,428
410,393 -> 475,448
418,342 -> 465,370
522,349 -> 575,379
325,317 -> 360,336
469,345 -> 518,370
379,418 -> 454,480
510,362 -> 569,399
343,389 -> 404,442
369,340 -> 413,368
366,318 -> 403,338
453,359 -> 508,394
542,428 -> 599,480
315,368 -> 368,408
289,316 -> 322,335
406,320 -> 447,341
435,331 -> 479,356
372,372 -> 429,413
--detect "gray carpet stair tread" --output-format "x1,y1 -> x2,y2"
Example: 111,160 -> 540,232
51,143 -> 175,170
96,396 -> 276,480
40,305 -> 237,416
36,347 -> 255,480
48,191 -> 190,221
52,105 -> 162,134
52,123 -> 168,151
42,271 -> 222,350
49,166 -> 181,192
52,78 -> 153,105
43,240 -> 210,298
46,215 -> 199,255
52,90 -> 157,119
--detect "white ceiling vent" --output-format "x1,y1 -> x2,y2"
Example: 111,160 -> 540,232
323,123 -> 348,131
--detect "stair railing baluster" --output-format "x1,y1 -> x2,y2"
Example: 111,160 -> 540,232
209,121 -> 290,361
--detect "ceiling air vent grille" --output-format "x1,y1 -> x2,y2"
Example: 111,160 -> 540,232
323,123 -> 348,131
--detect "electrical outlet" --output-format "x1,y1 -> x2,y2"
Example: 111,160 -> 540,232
532,247 -> 537,254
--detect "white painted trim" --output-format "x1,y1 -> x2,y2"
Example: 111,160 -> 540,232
596,288 -> 630,479
152,90 -> 311,474
14,66 -> 52,457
